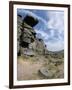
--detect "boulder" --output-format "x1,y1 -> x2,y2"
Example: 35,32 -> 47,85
17,14 -> 47,56
39,68 -> 54,78
19,15 -> 38,47
23,15 -> 38,27
20,47 -> 35,56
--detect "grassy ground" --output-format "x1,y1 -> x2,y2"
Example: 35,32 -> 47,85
17,55 -> 64,80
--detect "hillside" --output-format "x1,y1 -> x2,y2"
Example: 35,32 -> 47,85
17,14 -> 64,80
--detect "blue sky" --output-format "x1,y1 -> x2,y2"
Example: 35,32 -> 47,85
17,9 -> 64,51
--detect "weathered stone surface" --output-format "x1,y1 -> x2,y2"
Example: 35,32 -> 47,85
23,15 -> 38,27
17,41 -> 20,54
17,14 -> 47,56
35,39 -> 46,54
17,15 -> 22,55
20,27 -> 35,44
39,68 -> 54,78
20,47 -> 35,56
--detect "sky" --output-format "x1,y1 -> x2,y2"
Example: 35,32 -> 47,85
17,9 -> 64,52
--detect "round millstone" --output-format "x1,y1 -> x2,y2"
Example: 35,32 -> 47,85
39,68 -> 54,78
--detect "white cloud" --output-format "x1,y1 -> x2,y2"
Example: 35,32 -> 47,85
34,11 -> 64,51
45,41 -> 64,51
47,11 -> 64,32
35,29 -> 49,39
18,9 -> 64,51
44,11 -> 64,51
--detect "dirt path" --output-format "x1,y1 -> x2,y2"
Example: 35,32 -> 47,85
17,56 -> 64,80
17,56 -> 44,80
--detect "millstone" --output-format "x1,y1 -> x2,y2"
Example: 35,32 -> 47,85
39,68 -> 54,78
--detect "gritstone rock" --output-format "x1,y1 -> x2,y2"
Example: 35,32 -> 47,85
39,68 -> 54,78
17,14 -> 48,56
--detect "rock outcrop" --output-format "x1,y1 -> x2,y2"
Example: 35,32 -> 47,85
17,14 -> 47,56
17,14 -> 64,80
